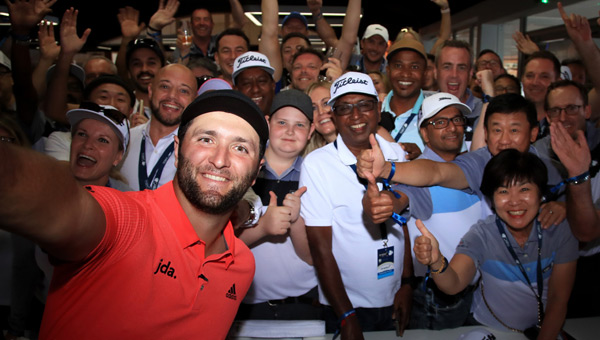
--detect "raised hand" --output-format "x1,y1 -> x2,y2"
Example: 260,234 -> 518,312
431,0 -> 449,11
321,57 -> 343,82
149,0 -> 180,31
282,186 -> 307,224
550,124 -> 591,177
306,0 -> 323,14
38,20 -> 60,62
117,6 -> 145,40
513,31 -> 539,55
5,0 -> 57,34
357,134 -> 388,179
558,2 -> 592,43
476,69 -> 495,96
413,219 -> 442,267
362,171 -> 395,224
59,8 -> 91,55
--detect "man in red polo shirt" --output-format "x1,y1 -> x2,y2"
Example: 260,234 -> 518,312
0,90 -> 268,339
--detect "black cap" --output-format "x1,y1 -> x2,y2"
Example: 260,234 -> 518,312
180,90 -> 269,153
84,75 -> 136,108
126,38 -> 165,67
270,89 -> 313,122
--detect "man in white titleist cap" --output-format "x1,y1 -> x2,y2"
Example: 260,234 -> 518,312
299,72 -> 412,337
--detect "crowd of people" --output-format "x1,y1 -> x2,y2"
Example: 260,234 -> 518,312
1,0 -> 599,339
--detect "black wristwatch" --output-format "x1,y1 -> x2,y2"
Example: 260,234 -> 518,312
401,276 -> 418,289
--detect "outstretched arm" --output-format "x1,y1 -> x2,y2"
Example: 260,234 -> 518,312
228,0 -> 249,29
116,6 -> 145,80
6,0 -> 57,126
0,144 -> 106,262
334,0 -> 362,71
429,0 -> 451,54
357,134 -> 469,189
550,124 -> 600,241
308,0 -> 337,48
44,7 -> 91,124
258,0 -> 282,81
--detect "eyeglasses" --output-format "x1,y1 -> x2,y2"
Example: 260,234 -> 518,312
494,85 -> 518,94
477,60 -> 501,69
197,75 -> 214,87
546,104 -> 582,118
427,116 -> 467,129
332,100 -> 377,116
79,102 -> 128,126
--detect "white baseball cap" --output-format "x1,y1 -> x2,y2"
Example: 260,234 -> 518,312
67,102 -> 130,152
232,51 -> 275,85
328,72 -> 379,106
362,24 -> 389,43
418,92 -> 472,128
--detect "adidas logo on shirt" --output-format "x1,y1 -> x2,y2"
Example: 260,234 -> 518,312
226,284 -> 237,300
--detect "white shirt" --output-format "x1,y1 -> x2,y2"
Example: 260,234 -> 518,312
300,134 -> 407,308
119,120 -> 178,191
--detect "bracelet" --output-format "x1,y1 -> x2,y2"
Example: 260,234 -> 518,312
147,25 -> 161,32
387,161 -> 396,183
440,8 -> 450,14
566,170 -> 590,185
430,256 -> 448,274
148,31 -> 162,39
332,309 -> 356,340
313,11 -> 323,22
482,94 -> 493,104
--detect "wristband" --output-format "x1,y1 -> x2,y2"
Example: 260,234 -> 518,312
147,25 -> 161,32
440,8 -> 450,14
430,256 -> 448,274
332,309 -> 356,340
566,170 -> 590,185
482,94 -> 493,104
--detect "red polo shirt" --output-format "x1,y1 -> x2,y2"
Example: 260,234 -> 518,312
39,182 -> 255,339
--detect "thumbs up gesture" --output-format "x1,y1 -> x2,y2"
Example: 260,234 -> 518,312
357,134 -> 389,179
413,219 -> 442,267
260,191 -> 292,236
362,171 -> 395,224
283,186 -> 307,223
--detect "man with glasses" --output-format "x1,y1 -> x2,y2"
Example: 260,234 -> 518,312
475,50 -> 506,79
300,72 -> 413,336
363,92 -> 482,330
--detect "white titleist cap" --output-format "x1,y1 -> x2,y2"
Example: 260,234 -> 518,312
328,72 -> 379,106
232,51 -> 275,85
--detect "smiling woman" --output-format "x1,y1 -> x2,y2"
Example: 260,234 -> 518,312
414,149 -> 578,339
67,102 -> 131,190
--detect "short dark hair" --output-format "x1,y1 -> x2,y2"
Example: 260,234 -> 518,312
187,57 -> 218,77
216,28 -> 250,51
494,73 -> 521,93
544,79 -> 588,110
477,49 -> 502,61
281,32 -> 311,51
480,149 -> 548,203
436,40 -> 473,69
523,50 -> 560,79
426,53 -> 435,63
291,47 -> 325,65
484,93 -> 538,130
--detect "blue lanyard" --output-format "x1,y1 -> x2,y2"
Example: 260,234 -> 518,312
495,216 -> 545,321
138,135 -> 175,190
393,91 -> 424,142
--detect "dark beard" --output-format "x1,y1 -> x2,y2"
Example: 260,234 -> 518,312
150,102 -> 181,127
176,155 -> 257,215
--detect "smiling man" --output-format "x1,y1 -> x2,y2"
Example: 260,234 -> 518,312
436,40 -> 482,141
126,38 -> 166,117
214,29 -> 250,85
119,64 -> 197,191
381,38 -> 432,151
0,90 -> 269,339
300,72 -> 412,336
232,51 -> 276,114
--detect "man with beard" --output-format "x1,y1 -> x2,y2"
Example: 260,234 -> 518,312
126,38 -> 166,118
0,90 -> 268,339
119,64 -> 196,191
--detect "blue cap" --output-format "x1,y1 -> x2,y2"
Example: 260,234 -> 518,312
282,11 -> 308,29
